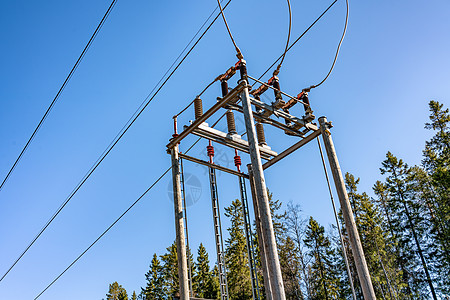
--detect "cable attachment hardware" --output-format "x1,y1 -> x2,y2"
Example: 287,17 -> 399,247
194,96 -> 203,120
250,76 -> 276,98
217,65 -> 237,83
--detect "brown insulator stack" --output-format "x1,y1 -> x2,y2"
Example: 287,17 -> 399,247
194,96 -> 203,119
226,110 -> 237,135
256,122 -> 267,146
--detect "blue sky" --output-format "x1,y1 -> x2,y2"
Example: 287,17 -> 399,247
0,0 -> 449,299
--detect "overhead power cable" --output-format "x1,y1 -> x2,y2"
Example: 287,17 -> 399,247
0,0 -> 232,283
34,113 -> 228,299
306,0 -> 349,90
273,0 -> 292,76
0,0 -> 118,192
258,0 -> 339,80
216,0 -> 243,59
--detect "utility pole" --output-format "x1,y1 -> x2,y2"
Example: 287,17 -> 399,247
239,61 -> 286,300
248,166 -> 273,300
318,117 -> 376,300
170,145 -> 190,300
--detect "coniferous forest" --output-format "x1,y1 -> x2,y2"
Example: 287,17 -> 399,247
105,101 -> 449,299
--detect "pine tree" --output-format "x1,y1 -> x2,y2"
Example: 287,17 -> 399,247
304,217 -> 341,300
141,253 -> 167,299
131,291 -> 137,300
193,243 -> 219,299
225,198 -> 252,300
106,282 -> 128,300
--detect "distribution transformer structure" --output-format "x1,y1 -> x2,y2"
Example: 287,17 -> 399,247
167,59 -> 376,300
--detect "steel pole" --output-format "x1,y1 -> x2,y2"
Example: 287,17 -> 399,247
240,79 -> 286,299
248,165 -> 273,300
171,145 -> 190,300
318,117 -> 376,300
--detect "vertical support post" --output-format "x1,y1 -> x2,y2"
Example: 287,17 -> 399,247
171,145 -> 190,300
248,165 -> 273,300
318,117 -> 376,300
239,60 -> 286,300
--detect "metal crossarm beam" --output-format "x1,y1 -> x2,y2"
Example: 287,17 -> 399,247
262,129 -> 322,170
167,81 -> 246,149
179,153 -> 249,179
190,123 -> 278,160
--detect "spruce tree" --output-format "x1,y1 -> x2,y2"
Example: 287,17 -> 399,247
422,100 -> 450,295
224,198 -> 252,300
141,253 -> 167,299
381,152 -> 437,299
106,282 -> 128,300
193,243 -> 219,299
161,242 -> 179,298
345,173 -> 403,299
304,217 -> 341,300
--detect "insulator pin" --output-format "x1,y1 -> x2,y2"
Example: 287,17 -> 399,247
226,110 -> 237,135
256,122 -> 267,146
194,96 -> 203,119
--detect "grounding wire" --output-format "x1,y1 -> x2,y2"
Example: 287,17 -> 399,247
0,0 -> 232,283
317,137 -> 357,300
306,0 -> 349,90
258,0 -> 339,81
216,0 -> 243,59
33,112 -> 228,299
0,0 -> 118,192
273,0 -> 292,76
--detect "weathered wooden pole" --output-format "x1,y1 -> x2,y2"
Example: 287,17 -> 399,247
239,61 -> 286,300
170,145 -> 190,300
318,116 -> 376,300
248,165 -> 273,300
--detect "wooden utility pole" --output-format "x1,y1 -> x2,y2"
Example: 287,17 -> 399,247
248,166 -> 273,300
240,62 -> 286,300
318,117 -> 376,300
171,145 -> 190,300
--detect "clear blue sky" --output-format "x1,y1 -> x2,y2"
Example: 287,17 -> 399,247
0,0 -> 449,299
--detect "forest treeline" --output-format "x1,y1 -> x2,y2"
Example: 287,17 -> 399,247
105,101 -> 449,300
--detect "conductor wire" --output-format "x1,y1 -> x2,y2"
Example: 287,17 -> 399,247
307,0 -> 349,90
273,0 -> 292,76
216,0 -> 243,59
258,0 -> 339,81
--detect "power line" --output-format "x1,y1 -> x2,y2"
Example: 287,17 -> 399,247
0,0 -> 232,283
258,0 -> 340,80
0,0 -> 118,192
216,0 -> 243,59
273,0 -> 292,76
307,0 -> 349,90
